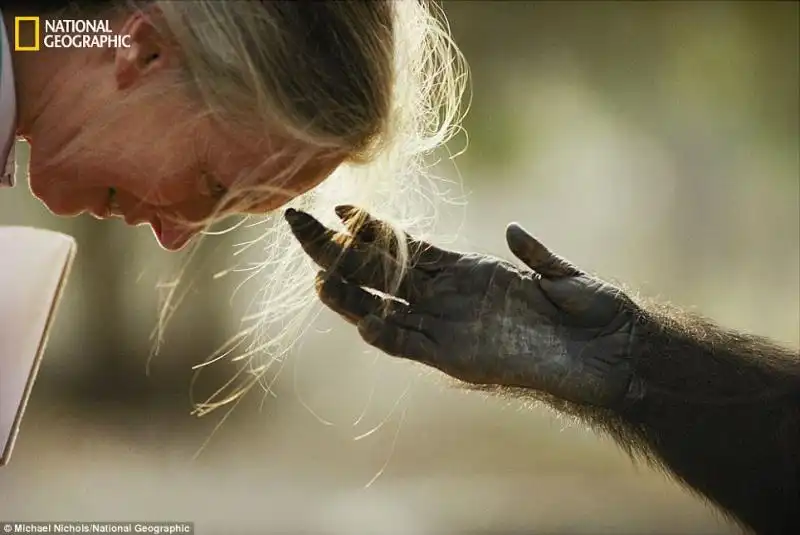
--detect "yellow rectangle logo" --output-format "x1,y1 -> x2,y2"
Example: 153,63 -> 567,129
14,16 -> 40,51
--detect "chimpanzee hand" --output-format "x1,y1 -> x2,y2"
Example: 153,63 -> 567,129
284,206 -> 642,408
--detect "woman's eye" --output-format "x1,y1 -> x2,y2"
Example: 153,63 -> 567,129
202,171 -> 228,199
211,181 -> 227,198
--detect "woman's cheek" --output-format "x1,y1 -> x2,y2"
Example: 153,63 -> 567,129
117,159 -> 200,207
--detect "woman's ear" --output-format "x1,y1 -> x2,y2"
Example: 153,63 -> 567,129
114,9 -> 175,91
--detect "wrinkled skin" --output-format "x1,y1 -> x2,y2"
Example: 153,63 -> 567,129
284,206 -> 640,409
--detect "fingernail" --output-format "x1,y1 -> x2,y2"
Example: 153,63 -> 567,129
505,223 -> 531,243
335,205 -> 358,220
284,208 -> 307,225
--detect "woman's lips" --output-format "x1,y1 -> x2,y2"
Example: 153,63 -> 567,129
151,218 -> 193,251
88,201 -> 192,251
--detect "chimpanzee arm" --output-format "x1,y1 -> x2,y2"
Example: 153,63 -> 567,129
285,206 -> 800,535
574,306 -> 800,535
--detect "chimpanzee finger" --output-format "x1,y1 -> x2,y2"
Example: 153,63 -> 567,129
334,205 -> 461,268
285,207 -> 350,267
314,270 -> 390,325
357,312 -> 444,366
334,204 -> 382,243
285,208 -> 398,292
505,223 -> 584,279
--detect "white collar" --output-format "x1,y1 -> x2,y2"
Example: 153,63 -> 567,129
0,11 -> 17,187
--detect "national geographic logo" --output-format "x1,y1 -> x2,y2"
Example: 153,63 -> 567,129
13,17 -> 39,51
14,17 -> 131,51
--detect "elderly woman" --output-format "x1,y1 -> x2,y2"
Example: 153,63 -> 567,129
0,0 -> 465,462
2,0 -> 464,250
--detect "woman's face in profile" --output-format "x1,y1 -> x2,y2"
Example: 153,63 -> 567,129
20,12 -> 342,251
27,109 -> 339,252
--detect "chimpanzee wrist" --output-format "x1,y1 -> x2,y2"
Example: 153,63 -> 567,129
614,309 -> 651,412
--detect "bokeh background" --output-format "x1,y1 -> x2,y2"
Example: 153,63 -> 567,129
1,1 -> 798,534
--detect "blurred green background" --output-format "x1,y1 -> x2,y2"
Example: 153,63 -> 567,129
1,1 -> 798,534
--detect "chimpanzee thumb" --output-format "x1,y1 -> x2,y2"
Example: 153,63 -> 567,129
505,223 -> 584,279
